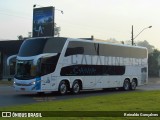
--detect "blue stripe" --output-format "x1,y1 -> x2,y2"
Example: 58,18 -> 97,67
36,77 -> 41,90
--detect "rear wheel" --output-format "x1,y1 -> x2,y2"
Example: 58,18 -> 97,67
58,81 -> 68,95
130,79 -> 137,90
72,81 -> 80,94
123,79 -> 130,91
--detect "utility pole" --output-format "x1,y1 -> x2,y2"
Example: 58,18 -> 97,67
131,25 -> 134,46
131,25 -> 152,46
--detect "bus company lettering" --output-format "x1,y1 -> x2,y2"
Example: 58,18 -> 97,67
72,66 -> 96,75
68,55 -> 147,66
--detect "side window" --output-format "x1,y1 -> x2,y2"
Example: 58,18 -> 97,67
65,47 -> 84,56
65,41 -> 98,57
60,65 -> 125,76
40,54 -> 60,76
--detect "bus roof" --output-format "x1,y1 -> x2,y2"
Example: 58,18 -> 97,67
26,37 -> 147,50
67,38 -> 147,50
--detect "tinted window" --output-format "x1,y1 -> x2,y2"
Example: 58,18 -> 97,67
99,44 -> 147,58
65,41 -> 147,58
18,38 -> 46,57
65,41 -> 98,56
60,65 -> 125,76
43,38 -> 66,53
65,47 -> 84,56
40,54 -> 60,76
18,37 -> 67,57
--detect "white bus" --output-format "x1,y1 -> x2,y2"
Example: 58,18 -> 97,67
14,37 -> 148,95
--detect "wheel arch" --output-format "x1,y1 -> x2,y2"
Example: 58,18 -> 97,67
124,78 -> 131,83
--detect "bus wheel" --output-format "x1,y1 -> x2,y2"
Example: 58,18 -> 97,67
130,79 -> 137,90
37,92 -> 44,96
58,81 -> 68,95
72,81 -> 80,94
123,79 -> 130,91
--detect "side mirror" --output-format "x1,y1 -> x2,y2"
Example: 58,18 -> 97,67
7,55 -> 17,66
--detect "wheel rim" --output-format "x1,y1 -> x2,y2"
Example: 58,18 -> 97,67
60,83 -> 67,94
131,81 -> 136,89
124,81 -> 129,90
73,83 -> 80,93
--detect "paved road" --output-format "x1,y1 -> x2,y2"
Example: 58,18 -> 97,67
0,78 -> 160,107
137,78 -> 160,91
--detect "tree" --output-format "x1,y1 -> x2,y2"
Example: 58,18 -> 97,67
148,49 -> 160,77
17,35 -> 23,40
106,38 -> 120,44
136,40 -> 154,53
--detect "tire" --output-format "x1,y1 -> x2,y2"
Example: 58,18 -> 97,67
72,81 -> 80,94
123,79 -> 130,91
37,92 -> 44,96
130,79 -> 137,90
58,81 -> 68,95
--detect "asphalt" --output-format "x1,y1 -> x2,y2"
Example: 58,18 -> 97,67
0,78 -> 160,107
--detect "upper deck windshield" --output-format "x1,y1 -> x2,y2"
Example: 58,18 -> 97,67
18,37 -> 67,57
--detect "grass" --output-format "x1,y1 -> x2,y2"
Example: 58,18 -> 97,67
0,90 -> 160,120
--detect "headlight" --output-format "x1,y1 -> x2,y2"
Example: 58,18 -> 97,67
32,82 -> 36,85
29,81 -> 36,85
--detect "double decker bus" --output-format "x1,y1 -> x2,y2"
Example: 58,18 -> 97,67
14,37 -> 148,95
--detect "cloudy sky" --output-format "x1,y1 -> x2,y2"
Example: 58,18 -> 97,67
0,0 -> 160,49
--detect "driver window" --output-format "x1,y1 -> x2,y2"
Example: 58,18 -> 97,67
40,55 -> 60,76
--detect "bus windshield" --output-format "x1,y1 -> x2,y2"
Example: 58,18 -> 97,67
15,54 -> 60,80
15,60 -> 36,80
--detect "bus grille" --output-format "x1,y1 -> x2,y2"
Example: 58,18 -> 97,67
15,83 -> 31,86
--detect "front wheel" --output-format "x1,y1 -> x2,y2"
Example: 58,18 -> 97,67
71,81 -> 80,94
58,81 -> 68,95
123,79 -> 130,91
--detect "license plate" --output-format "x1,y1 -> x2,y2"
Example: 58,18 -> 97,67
20,88 -> 25,91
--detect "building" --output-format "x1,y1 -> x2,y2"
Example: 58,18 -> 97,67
0,40 -> 23,80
